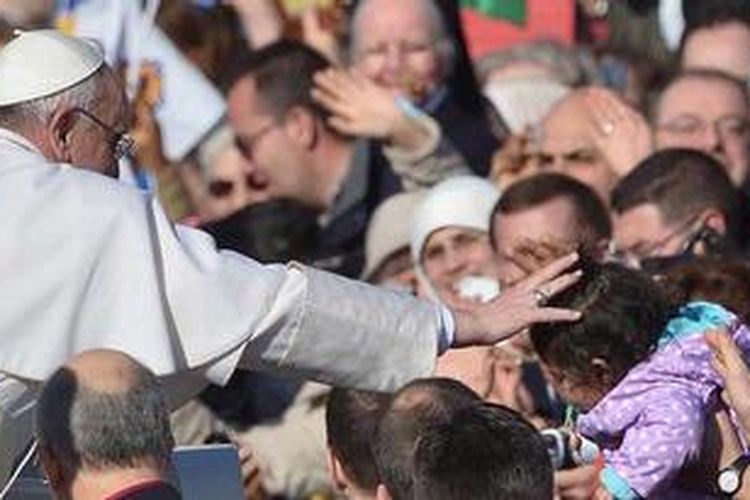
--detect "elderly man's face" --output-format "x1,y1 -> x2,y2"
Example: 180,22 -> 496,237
655,77 -> 750,187
539,100 -> 618,202
681,21 -> 750,81
351,0 -> 443,102
421,226 -> 496,303
68,72 -> 129,178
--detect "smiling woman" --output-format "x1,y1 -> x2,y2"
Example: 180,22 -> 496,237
410,176 -> 501,304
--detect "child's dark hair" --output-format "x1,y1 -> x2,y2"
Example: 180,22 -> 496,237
530,260 -> 679,384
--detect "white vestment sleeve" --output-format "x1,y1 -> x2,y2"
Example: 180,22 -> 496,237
0,131 -> 439,391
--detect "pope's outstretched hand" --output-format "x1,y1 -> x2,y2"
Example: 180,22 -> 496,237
451,252 -> 582,347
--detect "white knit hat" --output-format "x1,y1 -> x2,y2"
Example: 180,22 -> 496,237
0,29 -> 104,106
362,190 -> 427,281
411,176 -> 501,266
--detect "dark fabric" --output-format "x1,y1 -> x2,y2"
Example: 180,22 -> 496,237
106,480 -> 182,500
429,92 -> 500,175
201,199 -> 321,265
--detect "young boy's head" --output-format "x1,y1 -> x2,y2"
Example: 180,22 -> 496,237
530,261 -> 675,410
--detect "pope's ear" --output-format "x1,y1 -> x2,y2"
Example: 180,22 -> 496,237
47,107 -> 78,161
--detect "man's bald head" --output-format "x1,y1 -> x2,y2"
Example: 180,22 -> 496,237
65,349 -> 147,394
36,350 -> 174,481
539,89 -> 619,201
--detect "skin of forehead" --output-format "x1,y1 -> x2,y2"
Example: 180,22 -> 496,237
353,0 -> 438,47
541,92 -> 598,150
657,76 -> 745,122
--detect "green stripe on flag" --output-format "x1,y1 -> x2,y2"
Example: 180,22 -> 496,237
460,0 -> 527,25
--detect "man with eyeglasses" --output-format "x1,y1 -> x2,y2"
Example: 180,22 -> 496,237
610,149 -> 744,271
652,69 -> 750,189
0,30 -> 582,484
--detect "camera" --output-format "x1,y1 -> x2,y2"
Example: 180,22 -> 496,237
540,428 -> 599,470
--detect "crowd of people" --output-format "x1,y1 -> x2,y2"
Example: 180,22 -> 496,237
1,0 -> 750,499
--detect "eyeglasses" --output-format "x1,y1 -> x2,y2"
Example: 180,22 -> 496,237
658,115 -> 750,142
72,107 -> 135,161
207,174 -> 256,198
235,123 -> 275,162
607,214 -> 703,267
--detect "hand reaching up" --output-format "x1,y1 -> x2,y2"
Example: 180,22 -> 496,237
585,87 -> 653,178
312,68 -> 431,152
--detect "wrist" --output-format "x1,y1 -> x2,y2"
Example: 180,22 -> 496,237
718,454 -> 750,496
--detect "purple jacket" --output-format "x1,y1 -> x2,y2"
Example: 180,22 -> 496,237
577,302 -> 750,499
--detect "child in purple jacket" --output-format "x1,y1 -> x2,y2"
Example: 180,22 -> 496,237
531,262 -> 750,499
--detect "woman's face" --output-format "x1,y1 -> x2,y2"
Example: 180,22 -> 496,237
421,226 -> 498,303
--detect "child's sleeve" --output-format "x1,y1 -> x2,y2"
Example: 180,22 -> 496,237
599,391 -> 705,499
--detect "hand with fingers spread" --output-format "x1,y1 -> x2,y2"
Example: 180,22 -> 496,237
452,252 -> 582,347
585,87 -> 653,178
311,68 -> 431,152
706,327 -> 750,442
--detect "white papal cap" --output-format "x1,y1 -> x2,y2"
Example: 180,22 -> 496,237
0,29 -> 104,106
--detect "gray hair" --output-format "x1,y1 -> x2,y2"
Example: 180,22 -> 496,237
0,65 -> 108,128
475,40 -> 593,87
347,0 -> 456,80
36,362 -> 174,476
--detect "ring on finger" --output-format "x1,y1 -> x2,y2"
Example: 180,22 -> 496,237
533,288 -> 550,306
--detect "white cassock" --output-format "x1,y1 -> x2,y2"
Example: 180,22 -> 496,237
0,128 -> 443,479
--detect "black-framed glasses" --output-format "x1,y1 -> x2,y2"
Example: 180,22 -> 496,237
72,107 -> 135,161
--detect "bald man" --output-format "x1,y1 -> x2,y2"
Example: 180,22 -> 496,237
537,87 -> 652,202
36,350 -> 181,500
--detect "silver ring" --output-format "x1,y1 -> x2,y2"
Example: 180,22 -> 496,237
602,122 -> 614,136
533,288 -> 550,306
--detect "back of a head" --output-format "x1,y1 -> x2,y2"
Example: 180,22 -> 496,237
412,403 -> 552,500
493,173 -> 612,246
228,39 -> 331,121
326,388 -> 391,493
530,260 -> 675,387
36,351 -> 174,479
611,149 -> 741,243
374,378 -> 481,500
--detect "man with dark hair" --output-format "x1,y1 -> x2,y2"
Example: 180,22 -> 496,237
679,2 -> 750,80
611,149 -> 743,268
36,350 -> 179,499
651,69 -> 750,188
411,402 -> 553,500
373,378 -> 481,500
325,388 -> 390,499
227,40 -> 443,276
491,173 -> 611,286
